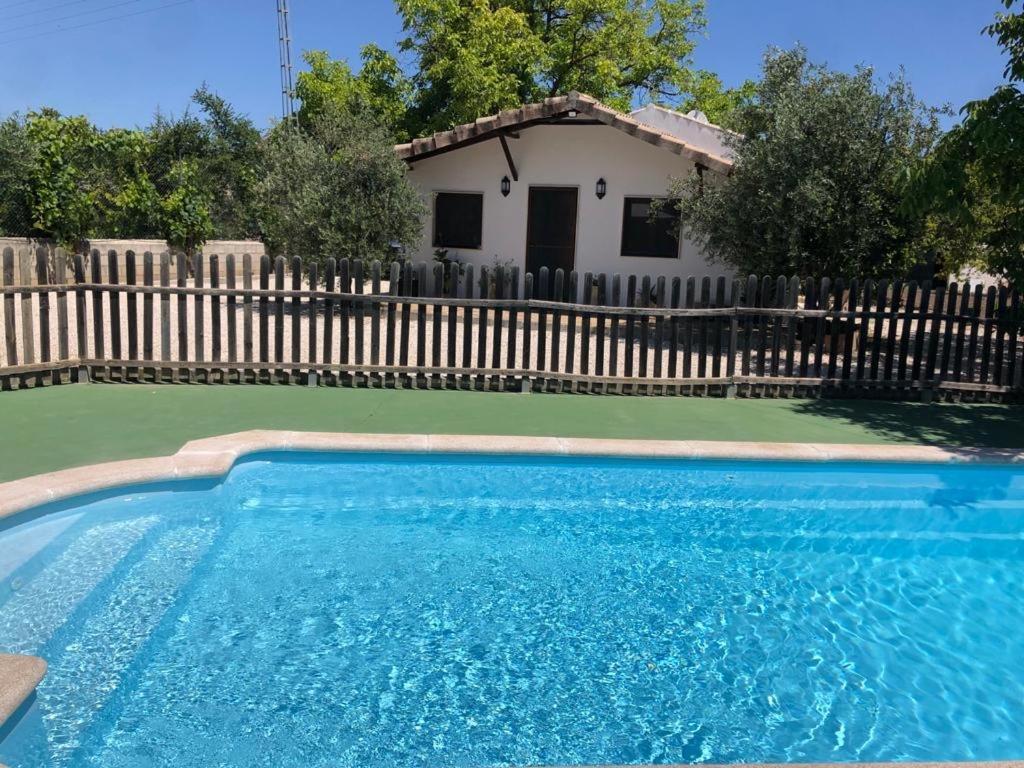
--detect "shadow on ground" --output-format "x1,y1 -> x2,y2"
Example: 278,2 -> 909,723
789,399 -> 1024,449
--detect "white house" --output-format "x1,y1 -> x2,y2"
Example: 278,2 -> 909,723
395,91 -> 734,285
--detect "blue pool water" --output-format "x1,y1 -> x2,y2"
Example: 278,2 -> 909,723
0,453 -> 1022,767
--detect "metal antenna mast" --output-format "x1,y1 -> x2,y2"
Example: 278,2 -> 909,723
276,0 -> 296,125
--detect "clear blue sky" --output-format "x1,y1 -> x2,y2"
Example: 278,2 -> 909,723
0,0 -> 1008,131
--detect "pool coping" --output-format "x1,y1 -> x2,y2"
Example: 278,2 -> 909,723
2,433 -> 1024,764
0,654 -> 45,733
2,430 -> 1024,523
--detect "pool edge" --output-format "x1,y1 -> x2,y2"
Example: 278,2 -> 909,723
2,431 -> 1024,522
0,654 -> 45,733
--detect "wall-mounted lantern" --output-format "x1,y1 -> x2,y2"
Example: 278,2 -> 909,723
595,177 -> 607,199
501,175 -> 511,197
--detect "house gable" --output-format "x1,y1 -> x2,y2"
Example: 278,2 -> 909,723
395,92 -> 733,175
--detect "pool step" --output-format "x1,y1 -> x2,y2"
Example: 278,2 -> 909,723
0,517 -> 158,656
35,523 -> 217,766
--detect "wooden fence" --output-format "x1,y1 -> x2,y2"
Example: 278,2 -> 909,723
1,247 -> 1021,400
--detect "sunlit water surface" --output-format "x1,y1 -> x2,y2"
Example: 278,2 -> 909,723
0,453 -> 1022,767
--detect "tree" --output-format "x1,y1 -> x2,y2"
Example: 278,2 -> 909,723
906,0 -> 1024,286
258,108 -> 424,267
677,70 -> 756,131
0,115 -> 34,237
160,159 -> 214,257
669,47 -> 948,279
296,46 -> 414,140
397,0 -> 709,133
146,86 -> 262,243
24,110 -> 101,250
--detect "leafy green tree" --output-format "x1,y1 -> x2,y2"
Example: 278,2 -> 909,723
94,127 -> 161,238
0,115 -> 34,237
297,46 -> 414,140
669,47 -> 947,279
258,108 -> 424,267
24,109 -> 101,250
906,0 -> 1024,286
678,70 -> 756,130
397,0 -> 708,132
146,86 -> 262,242
160,159 -> 213,256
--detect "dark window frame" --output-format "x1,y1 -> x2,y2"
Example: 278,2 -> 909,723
432,191 -> 484,250
619,196 -> 680,259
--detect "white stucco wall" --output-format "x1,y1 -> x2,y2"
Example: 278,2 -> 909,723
404,123 -> 731,288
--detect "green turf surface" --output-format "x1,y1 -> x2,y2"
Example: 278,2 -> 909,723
2,384 -> 1023,482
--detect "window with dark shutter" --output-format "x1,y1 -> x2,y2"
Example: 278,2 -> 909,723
619,197 -> 679,258
433,192 -> 483,249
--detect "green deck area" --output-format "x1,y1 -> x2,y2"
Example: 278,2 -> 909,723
2,384 -> 1023,482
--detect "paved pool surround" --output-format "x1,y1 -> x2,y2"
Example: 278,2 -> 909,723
0,654 -> 46,733
3,430 -> 1024,523
1,432 -> 1024,765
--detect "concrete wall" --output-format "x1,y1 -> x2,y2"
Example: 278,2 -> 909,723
0,238 -> 266,284
404,123 -> 731,284
628,104 -> 735,161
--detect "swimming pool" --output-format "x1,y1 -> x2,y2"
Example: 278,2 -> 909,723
0,452 -> 1022,767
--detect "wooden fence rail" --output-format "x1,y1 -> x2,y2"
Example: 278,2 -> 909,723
0,246 -> 1021,400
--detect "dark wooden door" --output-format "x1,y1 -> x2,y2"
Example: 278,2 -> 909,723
525,187 -> 578,280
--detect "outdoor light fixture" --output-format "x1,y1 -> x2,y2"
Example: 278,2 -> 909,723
596,178 -> 607,199
501,175 -> 511,197
567,109 -> 578,118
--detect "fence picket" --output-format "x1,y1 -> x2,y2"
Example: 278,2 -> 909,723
258,256 -> 269,366
566,271 -> 579,375
897,282 -> 917,382
951,284 -> 970,382
624,275 -> 636,378
290,256 -> 302,374
460,264 -> 473,378
709,277 -> 723,378
938,284 -> 958,381
994,285 -> 1008,385
103,250 -> 119,366
2,249 -> 17,367
372,261 -> 382,368
211,255 -> 222,368
225,255 -> 236,366
308,261 -> 319,376
339,258 -> 351,367
594,274 -> 607,377
73,254 -> 87,362
522,271 -> 533,381
36,248 -> 51,364
18,250 -> 35,366
883,281 -> 902,381
448,263 -> 459,387
668,277 -> 681,379
160,254 -> 171,372
506,266 -> 520,381
609,274 -> 620,377
323,259 -> 336,371
191,254 -> 202,367
55,249 -> 69,363
177,253 -> 189,365
580,272 -> 592,377
243,254 -> 254,370
695,276 -> 708,378
87,250 -> 104,363
855,280 -> 873,380
979,285 -> 997,384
